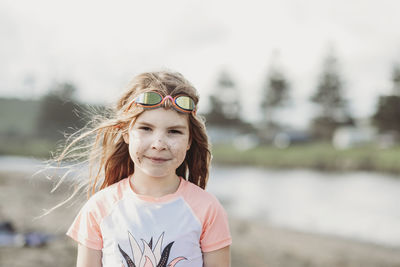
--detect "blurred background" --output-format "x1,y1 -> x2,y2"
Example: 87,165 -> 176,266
1,0 -> 400,266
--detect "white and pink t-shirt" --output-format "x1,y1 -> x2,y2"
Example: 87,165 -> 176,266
66,177 -> 232,267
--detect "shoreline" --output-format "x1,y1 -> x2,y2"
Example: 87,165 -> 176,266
212,143 -> 400,175
230,218 -> 400,267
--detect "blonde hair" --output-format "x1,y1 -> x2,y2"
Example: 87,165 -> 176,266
49,71 -> 211,208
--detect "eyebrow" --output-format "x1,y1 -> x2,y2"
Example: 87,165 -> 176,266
135,122 -> 188,129
167,125 -> 188,130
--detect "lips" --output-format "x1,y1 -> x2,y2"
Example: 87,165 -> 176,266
145,156 -> 170,163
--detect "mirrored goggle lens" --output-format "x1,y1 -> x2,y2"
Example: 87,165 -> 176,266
135,92 -> 163,106
175,96 -> 195,111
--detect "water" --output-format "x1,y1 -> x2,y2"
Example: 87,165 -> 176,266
0,155 -> 45,173
207,166 -> 400,248
1,156 -> 399,247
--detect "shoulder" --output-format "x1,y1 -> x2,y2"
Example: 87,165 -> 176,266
180,179 -> 227,221
181,179 -> 221,206
92,177 -> 127,200
82,178 -> 129,218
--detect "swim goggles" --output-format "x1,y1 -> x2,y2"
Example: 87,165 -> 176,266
126,91 -> 196,114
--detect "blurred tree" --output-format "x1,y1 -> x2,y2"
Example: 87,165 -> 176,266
261,66 -> 290,128
372,64 -> 400,134
373,96 -> 400,133
310,50 -> 353,140
36,82 -> 86,140
392,64 -> 400,95
205,70 -> 243,126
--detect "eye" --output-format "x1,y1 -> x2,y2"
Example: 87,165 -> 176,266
139,126 -> 152,131
169,129 -> 183,134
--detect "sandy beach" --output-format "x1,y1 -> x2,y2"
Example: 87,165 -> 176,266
1,170 -> 400,267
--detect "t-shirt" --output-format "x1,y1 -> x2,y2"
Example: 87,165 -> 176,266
66,176 -> 232,267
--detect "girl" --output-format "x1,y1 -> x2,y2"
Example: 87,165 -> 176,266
61,71 -> 232,267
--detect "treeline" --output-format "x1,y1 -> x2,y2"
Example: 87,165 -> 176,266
0,82 -> 102,156
205,50 -> 400,142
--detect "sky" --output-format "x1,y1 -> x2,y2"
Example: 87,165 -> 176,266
1,0 -> 400,127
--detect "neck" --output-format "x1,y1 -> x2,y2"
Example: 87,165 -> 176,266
130,172 -> 181,198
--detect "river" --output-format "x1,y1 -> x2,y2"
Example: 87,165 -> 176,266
1,156 -> 399,248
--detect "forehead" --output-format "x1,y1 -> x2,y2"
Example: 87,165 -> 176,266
134,108 -> 189,127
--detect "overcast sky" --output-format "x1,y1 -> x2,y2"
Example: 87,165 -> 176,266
1,0 -> 400,127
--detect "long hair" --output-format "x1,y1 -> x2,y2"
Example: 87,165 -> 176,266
49,71 -> 211,207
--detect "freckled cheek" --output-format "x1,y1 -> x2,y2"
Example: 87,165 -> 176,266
168,138 -> 190,159
128,135 -> 147,161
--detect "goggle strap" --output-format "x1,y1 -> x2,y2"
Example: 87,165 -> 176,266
161,95 -> 174,104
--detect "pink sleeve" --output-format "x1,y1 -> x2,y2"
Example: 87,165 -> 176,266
200,197 -> 232,252
66,198 -> 103,250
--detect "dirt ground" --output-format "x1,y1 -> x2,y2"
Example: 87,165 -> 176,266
1,171 -> 400,267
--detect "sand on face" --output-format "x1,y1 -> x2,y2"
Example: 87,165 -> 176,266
1,171 -> 400,267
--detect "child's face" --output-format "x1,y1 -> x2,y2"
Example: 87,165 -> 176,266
124,108 -> 191,179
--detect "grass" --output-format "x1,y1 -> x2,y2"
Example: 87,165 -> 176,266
0,137 -> 57,159
211,143 -> 400,174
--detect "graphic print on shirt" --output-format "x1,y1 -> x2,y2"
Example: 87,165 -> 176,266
118,231 -> 187,267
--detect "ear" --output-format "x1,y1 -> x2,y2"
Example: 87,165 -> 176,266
123,133 -> 129,144
186,137 -> 192,151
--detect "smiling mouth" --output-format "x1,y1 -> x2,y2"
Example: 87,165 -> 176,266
146,156 -> 170,164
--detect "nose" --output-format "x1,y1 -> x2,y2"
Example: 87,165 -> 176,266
151,136 -> 168,151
